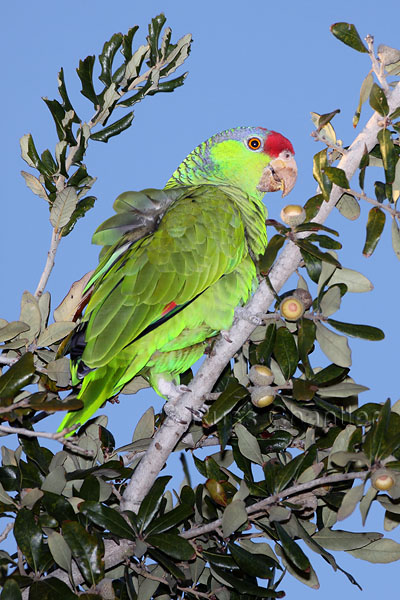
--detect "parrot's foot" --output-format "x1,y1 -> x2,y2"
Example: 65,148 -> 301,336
234,306 -> 266,326
159,379 -> 192,423
186,404 -> 208,422
221,330 -> 233,343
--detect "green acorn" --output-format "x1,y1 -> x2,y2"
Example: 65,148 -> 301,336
280,204 -> 306,227
248,365 -> 275,386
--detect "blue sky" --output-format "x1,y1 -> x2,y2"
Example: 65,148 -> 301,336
2,0 -> 400,596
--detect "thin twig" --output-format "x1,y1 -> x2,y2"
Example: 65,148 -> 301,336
0,398 -> 30,415
129,562 -> 169,585
311,130 -> 347,155
365,34 -> 390,94
0,423 -> 94,457
34,228 -> 62,298
181,471 -> 368,539
348,188 -> 400,218
0,522 -> 13,543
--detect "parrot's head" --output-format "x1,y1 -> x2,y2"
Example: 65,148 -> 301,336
166,126 -> 297,199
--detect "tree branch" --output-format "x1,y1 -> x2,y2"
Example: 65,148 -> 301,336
120,80 -> 400,514
34,227 -> 62,298
180,470 -> 368,539
0,424 -> 94,456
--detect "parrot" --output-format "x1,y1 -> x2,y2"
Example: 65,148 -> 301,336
58,126 -> 297,432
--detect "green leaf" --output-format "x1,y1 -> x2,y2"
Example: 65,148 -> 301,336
0,352 -> 35,399
147,13 -> 167,64
378,128 -> 397,184
28,579 -> 78,600
80,501 -> 136,541
292,379 -> 316,401
330,22 -> 368,52
304,194 -> 324,220
336,193 -> 360,220
323,166 -> 350,189
320,286 -> 341,317
312,528 -> 382,550
149,72 -> 188,94
313,149 -> 332,201
328,266 -> 373,292
369,83 -> 389,116
317,381 -> 369,397
258,234 -> 285,274
234,423 -> 263,466
37,322 -> 76,347
21,171 -> 48,201
316,322 -> 352,367
0,321 -> 29,342
392,218 -> 400,260
211,565 -> 283,597
337,483 -> 365,521
364,399 -> 391,462
256,322 -> 276,363
221,499 -> 248,537
62,521 -> 104,585
47,531 -> 72,574
99,33 -> 123,86
362,206 -> 386,257
146,533 -> 194,560
57,67 -> 80,123
14,508 -> 45,572
50,187 -> 78,231
76,55 -> 98,105
353,72 -> 374,127
203,380 -> 248,427
296,239 -> 341,267
273,326 -> 298,380
137,476 -> 171,531
274,521 -> 311,571
327,318 -> 384,340
62,196 -> 96,237
42,491 -> 76,523
145,502 -> 194,535
307,233 -> 342,250
90,111 -> 134,143
347,538 -> 400,563
1,579 -> 22,600
20,133 -> 40,169
121,26 -> 139,61
228,542 -> 273,579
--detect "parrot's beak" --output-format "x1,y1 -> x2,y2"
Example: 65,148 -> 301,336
257,152 -> 298,198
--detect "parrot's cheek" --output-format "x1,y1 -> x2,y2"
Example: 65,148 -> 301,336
257,155 -> 298,197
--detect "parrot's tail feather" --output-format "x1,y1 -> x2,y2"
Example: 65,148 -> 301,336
57,372 -> 118,436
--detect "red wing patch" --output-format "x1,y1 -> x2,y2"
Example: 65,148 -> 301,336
161,301 -> 177,316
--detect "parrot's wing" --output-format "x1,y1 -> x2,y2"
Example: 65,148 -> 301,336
79,184 -> 248,370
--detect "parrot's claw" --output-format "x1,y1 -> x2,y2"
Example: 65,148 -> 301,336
186,404 -> 208,422
221,330 -> 233,343
234,307 -> 266,326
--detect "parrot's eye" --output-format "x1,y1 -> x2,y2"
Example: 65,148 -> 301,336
247,137 -> 262,150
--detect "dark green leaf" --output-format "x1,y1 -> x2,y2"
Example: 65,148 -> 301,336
307,234 -> 342,250
99,33 -> 123,86
228,542 -> 273,579
378,128 -> 397,184
20,133 -> 40,169
0,466 -> 21,491
76,56 -> 98,105
57,67 -> 80,123
90,111 -> 134,143
364,399 -> 391,462
330,22 -> 368,52
18,434 -> 51,475
28,579 -> 78,600
317,109 -> 341,130
301,250 -> 322,283
312,364 -> 350,385
256,323 -> 276,363
146,533 -> 194,560
147,72 -> 188,94
298,317 -> 316,365
292,378 -> 317,401
327,319 -> 384,340
294,222 -> 339,236
80,501 -> 136,541
1,578 -> 22,600
313,149 -> 332,201
202,549 -> 238,568
62,521 -> 104,585
304,194 -> 324,220
323,166 -> 350,189
296,239 -> 341,267
363,207 -> 386,257
79,475 -> 100,501
0,352 -> 35,399
147,14 -> 167,65
203,380 -> 248,427
62,196 -> 96,237
258,235 -> 285,274
211,566 -> 284,598
40,149 -> 57,178
259,430 -> 292,452
42,98 -> 71,143
145,502 -> 194,535
274,521 -> 311,571
122,26 -> 139,61
374,181 -> 387,203
137,476 -> 171,531
369,83 -> 389,116
273,327 -> 299,380
147,547 -> 186,580
14,508 -> 45,572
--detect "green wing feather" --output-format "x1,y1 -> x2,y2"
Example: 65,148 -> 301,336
59,184 -> 254,432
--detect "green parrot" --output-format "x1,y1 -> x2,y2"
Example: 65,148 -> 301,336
58,126 -> 297,432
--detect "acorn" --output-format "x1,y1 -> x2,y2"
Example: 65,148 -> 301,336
248,365 -> 274,386
372,469 -> 395,491
280,204 -> 306,227
251,386 -> 276,408
280,296 -> 305,321
293,288 -> 313,310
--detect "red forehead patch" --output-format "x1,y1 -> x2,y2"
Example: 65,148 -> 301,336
264,131 -> 294,157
